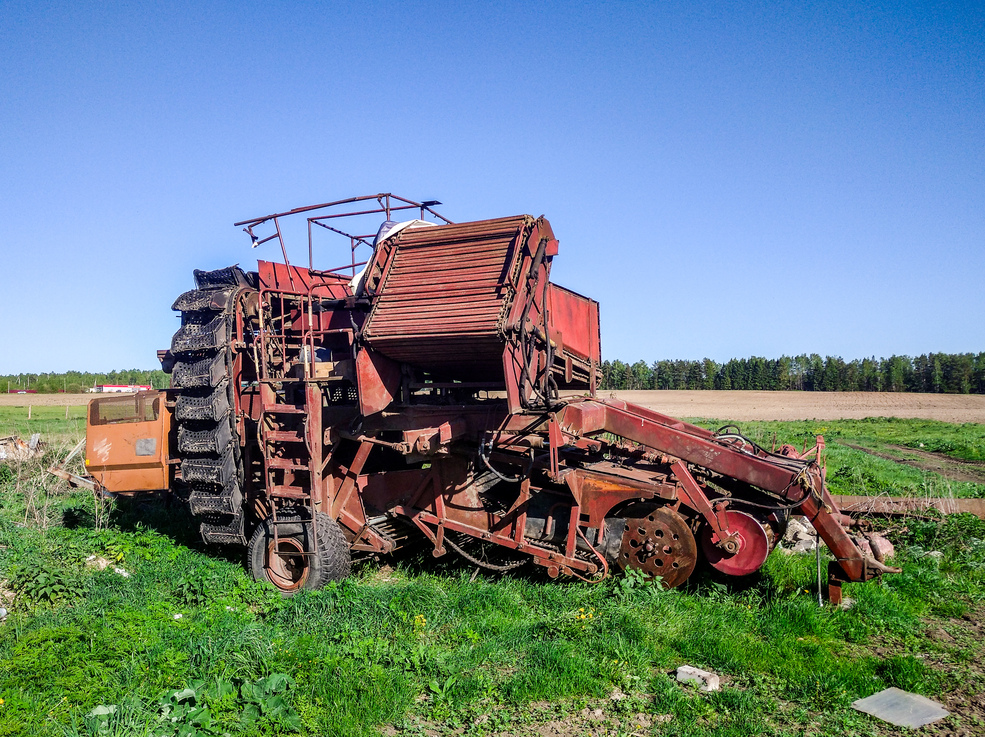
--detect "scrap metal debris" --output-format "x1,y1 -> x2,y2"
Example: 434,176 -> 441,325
852,687 -> 949,728
0,434 -> 42,462
833,494 -> 985,520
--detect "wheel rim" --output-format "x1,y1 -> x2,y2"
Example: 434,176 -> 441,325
265,537 -> 310,591
618,506 -> 698,588
700,510 -> 773,576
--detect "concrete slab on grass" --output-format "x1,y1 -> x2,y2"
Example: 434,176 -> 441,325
851,687 -> 949,728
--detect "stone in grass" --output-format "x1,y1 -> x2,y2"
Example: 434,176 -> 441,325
676,665 -> 720,692
851,687 -> 949,728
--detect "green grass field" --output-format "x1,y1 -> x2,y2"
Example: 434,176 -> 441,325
1,413 -> 983,736
703,417 -> 985,499
0,405 -> 88,442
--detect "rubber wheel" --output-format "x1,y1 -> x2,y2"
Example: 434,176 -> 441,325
247,513 -> 351,594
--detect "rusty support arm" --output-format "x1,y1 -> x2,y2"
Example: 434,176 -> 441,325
558,399 -> 900,585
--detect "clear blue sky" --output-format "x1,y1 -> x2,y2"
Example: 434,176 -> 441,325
1,1 -> 982,373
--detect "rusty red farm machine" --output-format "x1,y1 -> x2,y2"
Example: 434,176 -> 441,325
71,194 -> 897,600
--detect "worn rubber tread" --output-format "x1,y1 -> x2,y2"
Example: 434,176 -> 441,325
200,512 -> 246,544
194,265 -> 253,290
174,381 -> 232,422
188,480 -> 243,516
172,287 -> 237,313
169,264 -> 258,547
171,314 -> 230,354
181,446 -> 238,489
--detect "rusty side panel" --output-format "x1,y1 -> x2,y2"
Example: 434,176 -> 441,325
546,283 -> 600,390
85,392 -> 171,493
547,284 -> 600,365
355,347 -> 402,416
257,260 -> 351,298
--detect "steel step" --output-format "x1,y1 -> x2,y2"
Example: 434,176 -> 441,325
265,430 -> 304,443
269,486 -> 310,500
266,458 -> 308,471
262,405 -> 306,414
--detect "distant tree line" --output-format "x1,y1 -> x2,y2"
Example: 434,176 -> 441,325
2,369 -> 170,394
6,354 -> 985,395
600,353 -> 985,394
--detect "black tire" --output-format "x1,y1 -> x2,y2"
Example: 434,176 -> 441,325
247,513 -> 351,594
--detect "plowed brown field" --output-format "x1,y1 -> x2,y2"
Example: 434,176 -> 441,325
606,390 -> 985,423
0,392 -> 95,407
4,390 -> 985,423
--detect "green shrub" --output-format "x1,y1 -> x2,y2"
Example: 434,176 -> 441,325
7,561 -> 85,604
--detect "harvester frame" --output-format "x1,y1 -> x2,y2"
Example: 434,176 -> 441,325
70,194 -> 897,601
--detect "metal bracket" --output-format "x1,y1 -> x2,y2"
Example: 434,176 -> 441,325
671,461 -> 740,553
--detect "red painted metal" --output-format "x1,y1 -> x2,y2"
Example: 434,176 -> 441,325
355,348 -> 401,416
362,216 -> 533,381
700,510 -> 772,576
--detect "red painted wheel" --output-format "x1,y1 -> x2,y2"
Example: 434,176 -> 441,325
265,536 -> 310,591
700,510 -> 773,577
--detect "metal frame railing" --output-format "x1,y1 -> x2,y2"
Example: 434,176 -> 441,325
234,193 -> 451,276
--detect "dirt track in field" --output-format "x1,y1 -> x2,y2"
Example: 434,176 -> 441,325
840,442 -> 985,483
3,390 -> 985,423
606,390 -> 985,423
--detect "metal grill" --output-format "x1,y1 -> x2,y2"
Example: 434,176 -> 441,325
172,352 -> 228,388
171,314 -> 230,354
175,382 -> 231,422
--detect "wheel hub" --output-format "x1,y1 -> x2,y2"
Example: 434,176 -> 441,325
266,537 -> 310,591
618,506 -> 697,588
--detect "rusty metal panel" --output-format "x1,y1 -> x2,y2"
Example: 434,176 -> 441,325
547,284 -> 600,365
362,216 -> 533,380
547,283 -> 600,390
85,391 -> 171,492
355,347 -> 402,416
257,260 -> 351,298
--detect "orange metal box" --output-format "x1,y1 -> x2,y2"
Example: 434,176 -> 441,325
85,391 -> 171,493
